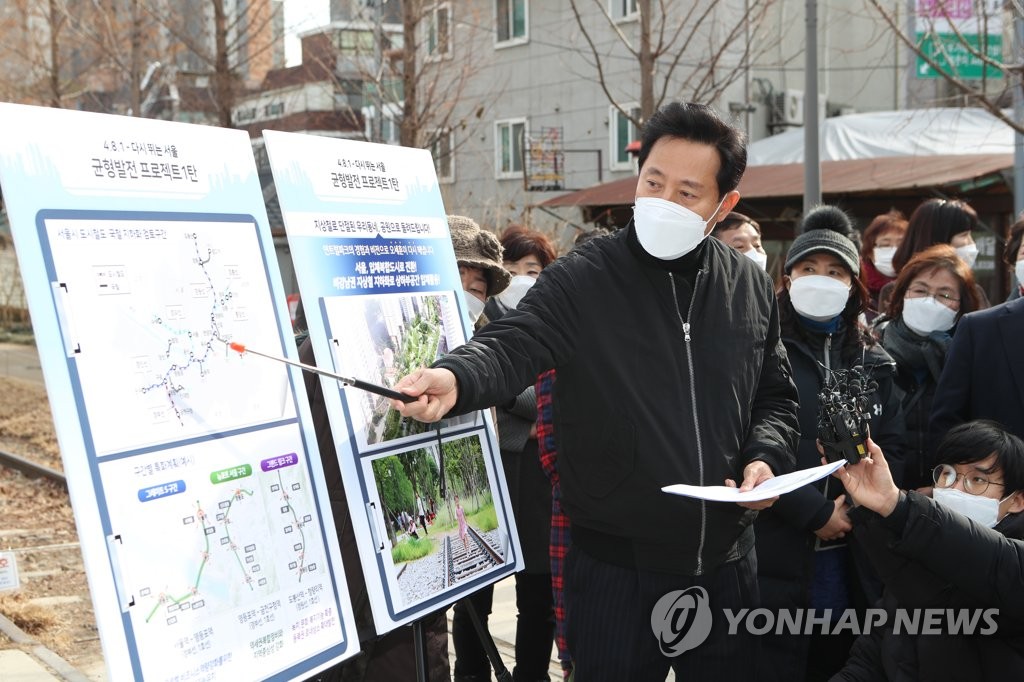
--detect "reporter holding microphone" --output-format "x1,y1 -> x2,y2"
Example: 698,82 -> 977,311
754,206 -> 907,681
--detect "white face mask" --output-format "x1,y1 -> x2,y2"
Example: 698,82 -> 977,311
463,292 -> 486,324
933,487 -> 1007,528
744,249 -> 768,270
901,296 -> 958,336
633,196 -> 725,260
1015,259 -> 1024,287
955,243 -> 979,269
496,274 -> 535,310
873,246 -> 897,278
788,275 -> 851,321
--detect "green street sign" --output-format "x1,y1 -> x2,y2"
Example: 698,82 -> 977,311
916,32 -> 1003,79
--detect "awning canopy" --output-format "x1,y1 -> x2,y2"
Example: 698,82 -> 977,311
540,153 -> 1013,208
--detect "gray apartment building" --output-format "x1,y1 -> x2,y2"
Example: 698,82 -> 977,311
400,0 -> 993,237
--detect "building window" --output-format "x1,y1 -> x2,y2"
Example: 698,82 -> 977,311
495,0 -> 528,45
611,0 -> 638,20
426,3 -> 451,60
338,29 -> 376,55
610,105 -> 641,170
363,104 -> 401,144
431,130 -> 454,182
495,118 -> 526,178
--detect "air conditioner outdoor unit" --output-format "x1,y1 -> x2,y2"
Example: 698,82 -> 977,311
772,90 -> 831,127
781,89 -> 804,125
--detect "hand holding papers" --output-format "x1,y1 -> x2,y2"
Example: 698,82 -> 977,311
663,461 -> 846,503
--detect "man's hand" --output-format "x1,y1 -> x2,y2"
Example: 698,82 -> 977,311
813,494 -> 852,541
830,438 -> 901,517
724,460 -> 778,511
389,368 -> 459,423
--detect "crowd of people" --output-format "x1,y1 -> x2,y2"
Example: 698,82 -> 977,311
304,102 -> 1024,681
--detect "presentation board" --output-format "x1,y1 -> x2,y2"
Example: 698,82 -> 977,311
0,104 -> 358,681
264,130 -> 523,633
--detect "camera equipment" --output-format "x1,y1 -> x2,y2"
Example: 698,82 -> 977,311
817,365 -> 877,465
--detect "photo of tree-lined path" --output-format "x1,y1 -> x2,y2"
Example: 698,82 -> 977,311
370,434 -> 505,608
325,292 -> 475,450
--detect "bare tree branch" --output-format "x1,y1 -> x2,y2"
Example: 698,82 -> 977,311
867,0 -> 1023,134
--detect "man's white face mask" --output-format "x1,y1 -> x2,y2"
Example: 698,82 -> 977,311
744,249 -> 769,270
933,487 -> 1013,529
633,196 -> 725,260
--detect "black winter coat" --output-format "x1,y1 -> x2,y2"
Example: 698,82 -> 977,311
487,302 -> 552,574
434,229 -> 800,575
931,297 -> 1024,449
876,318 -> 950,489
754,320 -> 906,680
833,492 -> 1024,682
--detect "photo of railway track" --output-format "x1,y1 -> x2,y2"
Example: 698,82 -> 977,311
367,432 -> 507,610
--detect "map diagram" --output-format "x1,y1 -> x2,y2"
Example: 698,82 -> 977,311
97,426 -> 325,635
40,214 -> 293,456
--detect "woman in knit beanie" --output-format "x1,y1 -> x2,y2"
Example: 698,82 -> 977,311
754,205 -> 907,681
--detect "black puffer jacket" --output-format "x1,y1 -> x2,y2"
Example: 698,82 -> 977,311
833,492 -> 1024,681
434,228 -> 799,576
754,318 -> 906,680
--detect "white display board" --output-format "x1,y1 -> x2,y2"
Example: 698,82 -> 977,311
0,104 -> 358,681
0,551 -> 19,592
264,130 -> 523,633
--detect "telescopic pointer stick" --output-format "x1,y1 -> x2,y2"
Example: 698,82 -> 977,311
227,341 -> 417,403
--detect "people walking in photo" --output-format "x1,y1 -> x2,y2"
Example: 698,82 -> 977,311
416,493 -> 429,534
456,494 -> 468,552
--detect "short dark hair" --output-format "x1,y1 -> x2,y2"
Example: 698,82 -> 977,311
937,420 -> 1024,494
637,102 -> 747,198
712,212 -> 760,238
499,225 -> 558,268
893,198 -> 978,273
573,226 -> 611,248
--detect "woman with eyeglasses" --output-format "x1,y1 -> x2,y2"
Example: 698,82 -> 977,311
832,420 -> 1024,681
874,244 -> 981,489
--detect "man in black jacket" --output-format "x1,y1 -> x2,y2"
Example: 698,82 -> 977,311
391,102 -> 800,680
930,297 -> 1024,447
832,421 -> 1024,681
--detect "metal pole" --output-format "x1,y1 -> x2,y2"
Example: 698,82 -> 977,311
373,0 -> 384,142
1014,15 -> 1024,219
804,0 -> 821,211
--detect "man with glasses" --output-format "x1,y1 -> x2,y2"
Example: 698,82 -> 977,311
832,420 -> 1024,680
930,294 -> 1024,446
